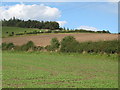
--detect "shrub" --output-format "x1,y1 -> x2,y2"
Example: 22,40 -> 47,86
2,42 -> 7,50
9,34 -> 13,36
45,45 -> 53,51
60,36 -> 119,54
14,45 -> 21,51
26,41 -> 35,48
33,46 -> 44,51
20,41 -> 35,51
20,44 -> 28,51
6,32 -> 8,34
24,31 -> 26,32
78,40 -> 119,54
6,43 -> 15,50
12,32 -> 14,35
50,37 -> 60,51
60,36 -> 79,52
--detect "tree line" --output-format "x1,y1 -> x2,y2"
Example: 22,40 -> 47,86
2,18 -> 110,34
2,17 -> 60,30
2,36 -> 119,54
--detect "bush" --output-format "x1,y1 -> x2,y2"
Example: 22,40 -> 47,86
60,36 -> 119,54
33,46 -> 44,51
60,36 -> 79,53
20,41 -> 35,51
6,32 -> 8,34
6,43 -> 15,50
12,32 -> 14,35
2,42 -> 15,50
50,37 -> 60,51
26,41 -> 35,48
2,43 -> 7,50
45,45 -> 53,51
9,34 -> 13,36
78,40 -> 119,54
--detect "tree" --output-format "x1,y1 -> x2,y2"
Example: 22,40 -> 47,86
60,36 -> 79,52
21,41 -> 35,51
50,37 -> 60,51
45,45 -> 53,51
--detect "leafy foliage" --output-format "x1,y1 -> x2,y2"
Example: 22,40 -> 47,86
45,45 -> 53,51
2,18 -> 60,30
20,41 -> 35,51
50,37 -> 60,51
2,43 -> 7,50
59,36 -> 119,54
60,36 -> 79,52
33,46 -> 44,51
2,42 -> 15,50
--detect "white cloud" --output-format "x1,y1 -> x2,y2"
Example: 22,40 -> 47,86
0,4 -> 61,21
76,25 -> 100,31
57,21 -> 67,27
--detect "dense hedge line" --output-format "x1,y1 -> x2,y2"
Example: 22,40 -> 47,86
61,39 -> 119,54
60,36 -> 119,54
2,36 -> 119,54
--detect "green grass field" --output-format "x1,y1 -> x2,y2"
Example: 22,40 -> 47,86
2,51 -> 118,88
2,27 -> 45,37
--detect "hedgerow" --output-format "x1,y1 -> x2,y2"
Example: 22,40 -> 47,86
60,36 -> 79,53
2,36 -> 119,54
2,42 -> 15,50
20,41 -> 35,51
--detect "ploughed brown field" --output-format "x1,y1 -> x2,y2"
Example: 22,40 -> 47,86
2,33 -> 118,46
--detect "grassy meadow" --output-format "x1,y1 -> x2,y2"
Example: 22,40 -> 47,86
2,27 -> 45,37
2,51 -> 118,88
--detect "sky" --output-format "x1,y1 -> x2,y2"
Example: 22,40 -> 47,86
0,1 -> 118,33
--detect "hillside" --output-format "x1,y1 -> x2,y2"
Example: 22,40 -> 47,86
2,26 -> 45,37
3,33 -> 118,46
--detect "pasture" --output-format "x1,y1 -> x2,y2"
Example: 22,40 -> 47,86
2,51 -> 118,88
2,26 -> 45,37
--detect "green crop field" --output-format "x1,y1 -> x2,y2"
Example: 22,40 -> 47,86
2,27 -> 45,37
2,51 -> 118,88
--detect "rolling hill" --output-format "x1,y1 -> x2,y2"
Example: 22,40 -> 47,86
3,32 -> 118,46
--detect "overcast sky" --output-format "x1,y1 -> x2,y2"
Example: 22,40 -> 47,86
0,1 -> 118,33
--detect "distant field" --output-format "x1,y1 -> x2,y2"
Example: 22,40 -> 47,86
2,26 -> 45,37
3,33 -> 118,46
2,51 -> 118,88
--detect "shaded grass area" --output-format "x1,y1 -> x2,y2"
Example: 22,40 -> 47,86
2,51 -> 118,88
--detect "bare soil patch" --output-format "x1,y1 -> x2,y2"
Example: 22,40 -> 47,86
2,33 -> 118,46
